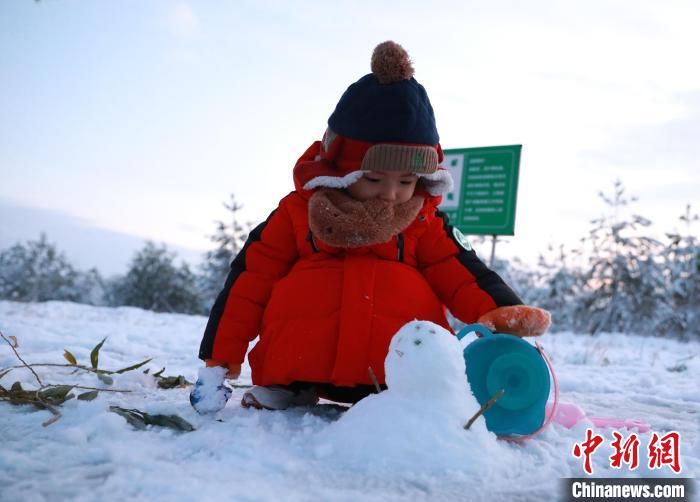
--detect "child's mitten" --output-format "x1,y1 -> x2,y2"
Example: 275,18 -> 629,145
189,366 -> 232,414
477,305 -> 551,337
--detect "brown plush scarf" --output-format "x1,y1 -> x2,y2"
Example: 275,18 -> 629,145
308,189 -> 424,248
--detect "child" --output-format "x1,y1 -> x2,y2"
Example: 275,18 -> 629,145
190,41 -> 551,413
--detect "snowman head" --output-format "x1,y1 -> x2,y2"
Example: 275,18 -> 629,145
385,320 -> 469,399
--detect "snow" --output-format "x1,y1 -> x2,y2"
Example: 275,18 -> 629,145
1,301 -> 698,501
316,321 -> 503,475
189,366 -> 231,415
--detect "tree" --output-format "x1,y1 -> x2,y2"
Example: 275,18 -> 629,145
0,234 -> 82,302
573,180 -> 670,335
110,242 -> 203,314
74,267 -> 107,306
531,244 -> 582,332
657,204 -> 700,339
198,194 -> 251,310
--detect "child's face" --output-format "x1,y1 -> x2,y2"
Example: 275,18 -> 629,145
346,171 -> 419,204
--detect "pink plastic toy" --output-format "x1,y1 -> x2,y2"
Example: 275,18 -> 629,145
546,402 -> 650,433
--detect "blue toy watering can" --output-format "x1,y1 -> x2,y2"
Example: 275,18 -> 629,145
456,323 -> 552,437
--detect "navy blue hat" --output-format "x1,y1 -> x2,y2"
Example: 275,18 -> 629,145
328,41 -> 439,145
294,42 -> 453,197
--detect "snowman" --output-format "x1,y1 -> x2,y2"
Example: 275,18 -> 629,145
315,320 -> 508,474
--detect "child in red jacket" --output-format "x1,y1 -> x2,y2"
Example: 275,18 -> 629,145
191,41 -> 550,413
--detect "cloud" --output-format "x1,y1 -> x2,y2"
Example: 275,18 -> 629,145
0,200 -> 203,276
166,2 -> 200,38
582,91 -> 700,168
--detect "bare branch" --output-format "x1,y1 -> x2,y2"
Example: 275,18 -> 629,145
367,367 -> 382,393
71,385 -> 130,393
464,389 -> 505,430
5,363 -> 113,375
1,330 -> 43,387
42,413 -> 62,427
0,393 -> 63,427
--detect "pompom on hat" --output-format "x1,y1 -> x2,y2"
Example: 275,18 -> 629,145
293,41 -> 453,197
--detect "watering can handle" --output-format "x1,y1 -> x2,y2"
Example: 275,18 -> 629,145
456,323 -> 493,340
504,341 -> 560,443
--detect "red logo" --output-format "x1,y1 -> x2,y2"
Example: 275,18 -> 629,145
572,428 -> 604,475
610,431 -> 640,470
648,431 -> 682,473
573,429 -> 682,475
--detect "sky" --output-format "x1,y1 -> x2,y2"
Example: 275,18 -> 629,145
1,0 -> 699,272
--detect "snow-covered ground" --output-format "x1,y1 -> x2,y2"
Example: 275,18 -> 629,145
0,301 -> 698,501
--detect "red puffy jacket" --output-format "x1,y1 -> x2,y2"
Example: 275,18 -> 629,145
198,186 -> 522,388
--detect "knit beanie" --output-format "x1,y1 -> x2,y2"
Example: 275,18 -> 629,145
293,41 -> 453,196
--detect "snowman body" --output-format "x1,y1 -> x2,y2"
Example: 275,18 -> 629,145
316,320 -> 505,474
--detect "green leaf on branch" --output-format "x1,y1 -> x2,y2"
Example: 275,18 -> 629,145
4,382 -> 32,404
153,368 -> 165,378
156,375 -> 192,389
109,406 -> 194,432
109,406 -> 147,430
97,374 -> 114,386
63,350 -> 78,365
38,385 -> 74,399
146,413 -> 195,431
115,358 -> 153,374
90,337 -> 107,369
1,382 -> 50,408
38,385 -> 75,405
77,390 -> 99,401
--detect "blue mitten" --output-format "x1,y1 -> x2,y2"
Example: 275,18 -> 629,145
189,366 -> 232,414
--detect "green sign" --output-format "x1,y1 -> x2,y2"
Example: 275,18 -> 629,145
439,145 -> 521,235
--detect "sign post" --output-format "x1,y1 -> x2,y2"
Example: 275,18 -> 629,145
439,145 -> 522,265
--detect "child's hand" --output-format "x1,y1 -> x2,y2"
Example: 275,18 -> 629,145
477,305 -> 551,337
189,366 -> 233,414
206,359 -> 242,379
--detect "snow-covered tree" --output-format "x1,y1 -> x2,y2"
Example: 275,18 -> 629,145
74,267 -> 108,306
0,234 -> 82,302
657,204 -> 700,339
489,255 -> 538,304
573,180 -> 670,335
110,242 -> 203,314
198,194 -> 251,310
531,244 -> 582,332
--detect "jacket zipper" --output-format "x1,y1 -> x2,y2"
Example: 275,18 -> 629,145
397,233 -> 404,262
307,230 -> 319,253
